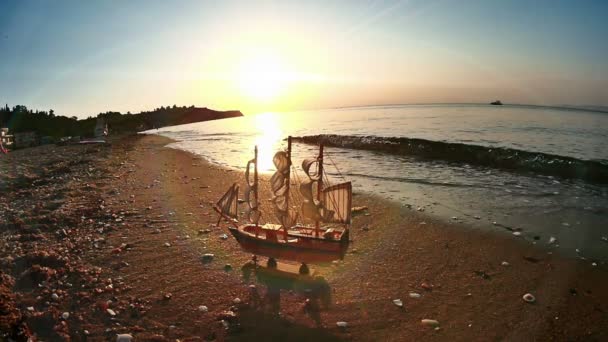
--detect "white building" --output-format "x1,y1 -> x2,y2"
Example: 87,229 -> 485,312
1,127 -> 13,148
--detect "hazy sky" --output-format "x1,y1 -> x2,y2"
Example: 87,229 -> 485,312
1,0 -> 607,117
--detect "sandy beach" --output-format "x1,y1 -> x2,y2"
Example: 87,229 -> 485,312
1,134 -> 607,341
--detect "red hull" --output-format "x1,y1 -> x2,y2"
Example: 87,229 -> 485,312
228,224 -> 349,264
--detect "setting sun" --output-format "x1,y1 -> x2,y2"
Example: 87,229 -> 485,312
237,52 -> 291,103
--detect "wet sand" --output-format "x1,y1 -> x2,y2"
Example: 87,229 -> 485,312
1,134 -> 607,341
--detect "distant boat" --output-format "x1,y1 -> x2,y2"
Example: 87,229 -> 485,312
214,136 -> 352,265
490,100 -> 503,105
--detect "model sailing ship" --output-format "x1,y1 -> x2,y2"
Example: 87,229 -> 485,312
214,136 -> 352,264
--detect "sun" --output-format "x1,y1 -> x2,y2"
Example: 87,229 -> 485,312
237,52 -> 290,102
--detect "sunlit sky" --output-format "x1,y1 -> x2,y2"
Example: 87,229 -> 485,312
1,0 -> 607,118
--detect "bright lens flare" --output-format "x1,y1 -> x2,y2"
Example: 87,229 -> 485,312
237,53 -> 290,102
253,112 -> 283,171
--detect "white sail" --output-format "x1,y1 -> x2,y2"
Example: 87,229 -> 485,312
244,186 -> 258,210
270,172 -> 287,195
282,209 -> 298,228
299,180 -> 316,202
244,156 -> 260,224
245,158 -> 256,188
301,199 -> 322,221
271,150 -> 295,227
301,158 -> 321,180
273,151 -> 290,171
272,194 -> 288,212
321,182 -> 352,224
215,183 -> 239,220
300,157 -> 324,221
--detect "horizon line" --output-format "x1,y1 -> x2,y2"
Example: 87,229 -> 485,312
3,101 -> 608,119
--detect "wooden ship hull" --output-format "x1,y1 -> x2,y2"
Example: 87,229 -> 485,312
228,223 -> 349,264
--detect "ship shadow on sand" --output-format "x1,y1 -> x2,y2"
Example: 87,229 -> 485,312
229,259 -> 340,341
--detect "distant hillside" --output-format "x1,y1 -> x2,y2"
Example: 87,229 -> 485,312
0,104 -> 243,138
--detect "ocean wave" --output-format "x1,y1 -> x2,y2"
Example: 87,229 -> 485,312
341,172 -> 477,188
291,134 -> 608,184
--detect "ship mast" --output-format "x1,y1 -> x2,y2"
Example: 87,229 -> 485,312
254,145 -> 259,227
315,144 -> 324,237
284,136 -> 292,240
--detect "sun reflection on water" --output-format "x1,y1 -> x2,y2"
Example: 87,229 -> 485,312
252,112 -> 284,172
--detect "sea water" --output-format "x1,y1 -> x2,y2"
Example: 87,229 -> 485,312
151,104 -> 608,262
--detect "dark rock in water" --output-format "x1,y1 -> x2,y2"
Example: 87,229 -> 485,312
490,100 -> 503,105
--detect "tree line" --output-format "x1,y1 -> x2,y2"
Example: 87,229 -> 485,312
0,104 -> 242,138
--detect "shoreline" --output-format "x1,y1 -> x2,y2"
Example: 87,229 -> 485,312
159,131 -> 607,265
1,134 -> 607,340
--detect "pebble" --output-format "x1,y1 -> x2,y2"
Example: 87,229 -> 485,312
522,293 -> 536,303
501,261 -> 510,266
107,308 -> 117,316
451,216 -> 458,220
421,319 -> 440,327
201,253 -> 215,263
218,310 -> 237,321
233,297 -> 241,304
548,236 -> 557,244
512,231 -> 521,236
336,321 -> 348,328
351,206 -> 368,213
198,305 -> 208,312
392,299 -> 403,307
27,306 -> 34,312
164,242 -> 171,247
220,234 -> 228,240
409,292 -> 421,298
116,334 -> 133,342
51,293 -> 59,300
62,312 -> 70,320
